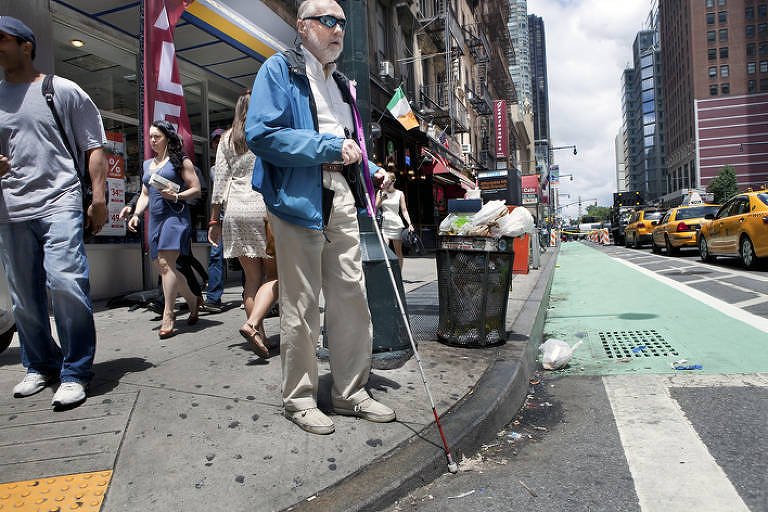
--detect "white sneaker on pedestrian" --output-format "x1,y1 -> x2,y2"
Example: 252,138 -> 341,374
51,381 -> 86,409
333,396 -> 396,423
12,372 -> 52,398
284,407 -> 335,435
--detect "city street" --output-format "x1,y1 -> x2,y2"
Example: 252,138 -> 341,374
385,241 -> 768,512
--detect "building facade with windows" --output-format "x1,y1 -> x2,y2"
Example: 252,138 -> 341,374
621,26 -> 666,201
508,0 -> 531,108
660,0 -> 768,193
528,14 -> 552,207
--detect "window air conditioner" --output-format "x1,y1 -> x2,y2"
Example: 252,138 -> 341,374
379,61 -> 395,79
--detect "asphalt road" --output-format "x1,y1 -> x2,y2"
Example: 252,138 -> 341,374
383,242 -> 768,512
599,243 -> 768,318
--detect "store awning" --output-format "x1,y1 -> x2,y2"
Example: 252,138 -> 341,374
521,175 -> 540,192
521,175 -> 540,205
53,0 -> 292,90
423,151 -> 476,190
182,0 -> 287,62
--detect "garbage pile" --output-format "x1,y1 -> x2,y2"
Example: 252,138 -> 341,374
439,200 -> 535,238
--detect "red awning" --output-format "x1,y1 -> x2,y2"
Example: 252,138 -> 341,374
424,152 -> 476,190
521,175 -> 540,192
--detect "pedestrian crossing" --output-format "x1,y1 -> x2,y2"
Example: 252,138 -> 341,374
604,374 -> 762,512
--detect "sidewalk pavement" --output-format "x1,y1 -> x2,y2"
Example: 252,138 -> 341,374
0,246 -> 557,512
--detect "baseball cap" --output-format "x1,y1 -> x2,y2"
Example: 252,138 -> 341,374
210,128 -> 225,141
0,16 -> 36,54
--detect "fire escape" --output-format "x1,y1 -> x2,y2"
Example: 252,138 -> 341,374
416,0 -> 469,135
471,0 -> 515,171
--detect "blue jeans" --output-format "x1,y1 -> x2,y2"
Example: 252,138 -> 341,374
0,209 -> 96,383
206,242 -> 224,303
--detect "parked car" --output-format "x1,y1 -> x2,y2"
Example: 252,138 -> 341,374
651,204 -> 720,255
624,208 -> 666,248
697,191 -> 768,268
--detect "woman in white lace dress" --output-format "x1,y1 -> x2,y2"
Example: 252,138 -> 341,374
375,170 -> 413,270
207,90 -> 277,358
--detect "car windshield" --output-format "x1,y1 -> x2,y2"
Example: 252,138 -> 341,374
676,205 -> 719,220
644,211 -> 664,221
757,193 -> 768,207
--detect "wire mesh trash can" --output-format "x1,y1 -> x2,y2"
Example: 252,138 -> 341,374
437,235 -> 515,347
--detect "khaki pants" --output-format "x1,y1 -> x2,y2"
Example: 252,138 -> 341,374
268,170 -> 372,412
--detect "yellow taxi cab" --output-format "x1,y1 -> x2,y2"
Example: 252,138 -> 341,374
651,204 -> 720,255
624,208 -> 666,248
697,190 -> 768,268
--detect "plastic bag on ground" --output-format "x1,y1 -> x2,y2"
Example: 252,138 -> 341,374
470,200 -> 508,227
539,338 -> 583,370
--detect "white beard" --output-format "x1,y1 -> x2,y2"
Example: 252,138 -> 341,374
304,30 -> 343,64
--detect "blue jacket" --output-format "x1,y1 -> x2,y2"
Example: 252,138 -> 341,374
245,47 -> 378,230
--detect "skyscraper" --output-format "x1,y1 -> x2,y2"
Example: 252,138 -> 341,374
620,16 -> 666,201
529,14 -> 550,143
528,13 -> 551,182
508,1 -> 532,107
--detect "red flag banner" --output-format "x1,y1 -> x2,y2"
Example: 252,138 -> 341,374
143,0 -> 195,161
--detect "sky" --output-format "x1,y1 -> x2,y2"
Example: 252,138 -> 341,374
526,0 -> 657,219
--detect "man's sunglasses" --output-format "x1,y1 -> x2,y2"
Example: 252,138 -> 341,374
303,15 -> 346,30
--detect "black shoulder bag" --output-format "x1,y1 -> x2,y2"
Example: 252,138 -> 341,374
42,74 -> 95,239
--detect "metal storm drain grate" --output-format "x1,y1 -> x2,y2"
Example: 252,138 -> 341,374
597,330 -> 679,359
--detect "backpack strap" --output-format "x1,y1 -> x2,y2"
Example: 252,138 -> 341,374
42,74 -> 79,176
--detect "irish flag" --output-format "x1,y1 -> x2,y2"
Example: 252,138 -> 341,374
386,87 -> 419,131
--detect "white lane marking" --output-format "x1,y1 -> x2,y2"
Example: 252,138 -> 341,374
662,372 -> 768,388
733,295 -> 768,308
612,256 -> 768,334
613,246 -> 768,282
653,265 -> 768,300
604,374 -> 752,512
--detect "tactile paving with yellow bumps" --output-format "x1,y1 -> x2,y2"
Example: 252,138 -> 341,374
0,471 -> 112,511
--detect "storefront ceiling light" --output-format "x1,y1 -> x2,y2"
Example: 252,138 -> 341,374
70,39 -> 85,48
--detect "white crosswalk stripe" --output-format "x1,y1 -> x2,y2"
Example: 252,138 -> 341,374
604,374 -> 751,512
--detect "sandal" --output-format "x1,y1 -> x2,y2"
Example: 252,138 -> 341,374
239,322 -> 269,358
159,312 -> 176,339
187,296 -> 202,325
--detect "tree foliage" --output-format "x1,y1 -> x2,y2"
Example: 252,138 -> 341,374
707,165 -> 739,204
586,205 -> 611,221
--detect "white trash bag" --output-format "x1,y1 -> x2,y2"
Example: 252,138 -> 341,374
470,200 -> 508,227
491,207 -> 535,237
539,338 -> 583,370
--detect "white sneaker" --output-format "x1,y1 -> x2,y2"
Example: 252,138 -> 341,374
333,397 -> 396,423
12,372 -> 52,398
284,408 -> 335,435
51,382 -> 87,408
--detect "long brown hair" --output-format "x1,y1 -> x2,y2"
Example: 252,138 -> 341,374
229,89 -> 251,155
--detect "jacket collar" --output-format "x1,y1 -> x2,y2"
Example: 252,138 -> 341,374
282,45 -> 351,102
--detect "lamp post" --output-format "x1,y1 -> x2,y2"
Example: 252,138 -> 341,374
534,141 -> 578,226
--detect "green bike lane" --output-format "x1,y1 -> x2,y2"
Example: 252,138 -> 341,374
544,242 -> 768,376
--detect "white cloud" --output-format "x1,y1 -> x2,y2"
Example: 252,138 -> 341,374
527,0 -> 653,218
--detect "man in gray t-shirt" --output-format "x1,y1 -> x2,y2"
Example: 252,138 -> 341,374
0,16 -> 107,410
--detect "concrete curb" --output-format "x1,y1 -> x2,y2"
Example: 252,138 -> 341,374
284,247 -> 558,512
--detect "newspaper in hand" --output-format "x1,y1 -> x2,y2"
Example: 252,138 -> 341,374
148,172 -> 180,193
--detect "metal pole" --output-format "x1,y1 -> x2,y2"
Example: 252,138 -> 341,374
338,0 -> 372,144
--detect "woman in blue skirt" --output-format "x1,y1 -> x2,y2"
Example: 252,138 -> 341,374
128,121 -> 201,338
